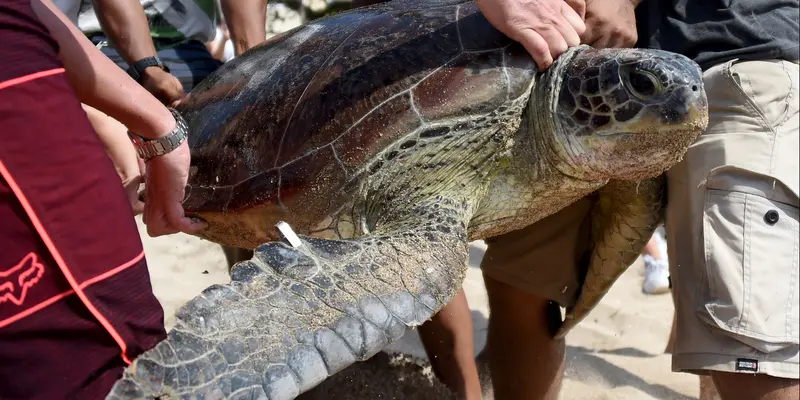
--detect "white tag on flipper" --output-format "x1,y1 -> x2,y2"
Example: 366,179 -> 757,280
276,221 -> 302,248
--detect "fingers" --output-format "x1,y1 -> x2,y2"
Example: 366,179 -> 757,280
556,18 -> 582,49
146,216 -> 179,237
476,0 -> 587,71
142,187 -> 206,237
146,202 -> 206,237
165,184 -> 207,234
561,2 -> 587,38
515,28 -> 554,70
579,0 -> 638,48
161,82 -> 185,108
124,176 -> 145,216
539,27 -> 570,61
583,24 -> 637,48
171,214 -> 208,235
144,73 -> 186,107
564,0 -> 586,19
514,4 -> 585,71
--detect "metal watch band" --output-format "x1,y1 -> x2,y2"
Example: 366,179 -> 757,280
127,56 -> 169,81
128,108 -> 189,161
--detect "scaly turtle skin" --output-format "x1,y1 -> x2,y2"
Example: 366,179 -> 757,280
107,1 -> 708,398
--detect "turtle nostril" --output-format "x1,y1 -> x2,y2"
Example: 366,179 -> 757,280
691,85 -> 698,92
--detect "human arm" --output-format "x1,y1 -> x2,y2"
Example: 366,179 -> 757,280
475,0 -> 587,71
82,104 -> 146,215
219,0 -> 268,56
90,0 -> 185,106
30,0 -> 173,138
30,0 -> 206,237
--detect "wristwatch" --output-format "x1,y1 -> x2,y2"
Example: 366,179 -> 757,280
127,56 -> 170,82
128,108 -> 189,161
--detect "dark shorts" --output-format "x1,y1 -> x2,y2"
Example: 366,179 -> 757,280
0,63 -> 166,400
481,195 -> 594,308
91,36 -> 224,93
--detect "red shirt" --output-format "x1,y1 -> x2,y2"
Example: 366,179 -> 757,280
0,1 -> 167,398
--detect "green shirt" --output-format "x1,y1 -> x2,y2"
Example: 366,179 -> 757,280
54,0 -> 219,48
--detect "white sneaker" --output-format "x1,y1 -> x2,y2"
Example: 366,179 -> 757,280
642,254 -> 670,295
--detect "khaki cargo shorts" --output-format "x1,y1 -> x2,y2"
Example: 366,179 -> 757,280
480,194 -> 596,308
665,59 -> 799,379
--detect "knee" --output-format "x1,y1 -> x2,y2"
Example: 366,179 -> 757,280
484,275 -> 564,342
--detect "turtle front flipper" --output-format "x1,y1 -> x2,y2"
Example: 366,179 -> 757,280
106,197 -> 472,400
554,177 -> 665,339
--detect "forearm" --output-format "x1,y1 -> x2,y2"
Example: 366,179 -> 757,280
82,104 -> 141,179
91,0 -> 158,65
220,0 -> 267,55
30,0 -> 173,139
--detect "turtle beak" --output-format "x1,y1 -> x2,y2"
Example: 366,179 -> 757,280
658,79 -> 708,129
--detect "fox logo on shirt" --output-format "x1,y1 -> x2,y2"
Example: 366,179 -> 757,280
0,253 -> 45,306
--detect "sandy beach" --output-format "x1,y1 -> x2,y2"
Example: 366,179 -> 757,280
137,216 -> 700,399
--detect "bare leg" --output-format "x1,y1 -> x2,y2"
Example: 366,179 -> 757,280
484,274 -> 565,400
664,307 -> 794,400
641,235 -> 661,258
699,376 -> 721,400
712,373 -> 798,400
418,288 -> 482,399
665,289 -> 719,400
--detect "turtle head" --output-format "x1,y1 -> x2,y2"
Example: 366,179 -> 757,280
536,46 -> 708,181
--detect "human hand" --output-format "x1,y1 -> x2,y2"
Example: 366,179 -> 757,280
120,156 -> 145,216
142,141 -> 207,237
581,0 -> 638,48
564,0 -> 586,19
476,0 -> 586,71
140,67 -> 186,107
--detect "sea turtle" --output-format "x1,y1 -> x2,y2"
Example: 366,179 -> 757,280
107,0 -> 708,398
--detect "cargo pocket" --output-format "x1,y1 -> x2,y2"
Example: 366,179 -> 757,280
698,174 -> 799,352
724,59 -> 795,130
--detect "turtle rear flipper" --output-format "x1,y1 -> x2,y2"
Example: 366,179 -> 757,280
106,197 -> 472,400
555,177 -> 665,339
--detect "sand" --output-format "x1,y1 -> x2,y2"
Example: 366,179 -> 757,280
137,216 -> 700,400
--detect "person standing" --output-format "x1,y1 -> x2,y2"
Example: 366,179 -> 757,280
636,0 -> 799,398
0,0 -> 205,397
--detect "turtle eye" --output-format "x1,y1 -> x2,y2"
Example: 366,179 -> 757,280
628,69 -> 663,99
